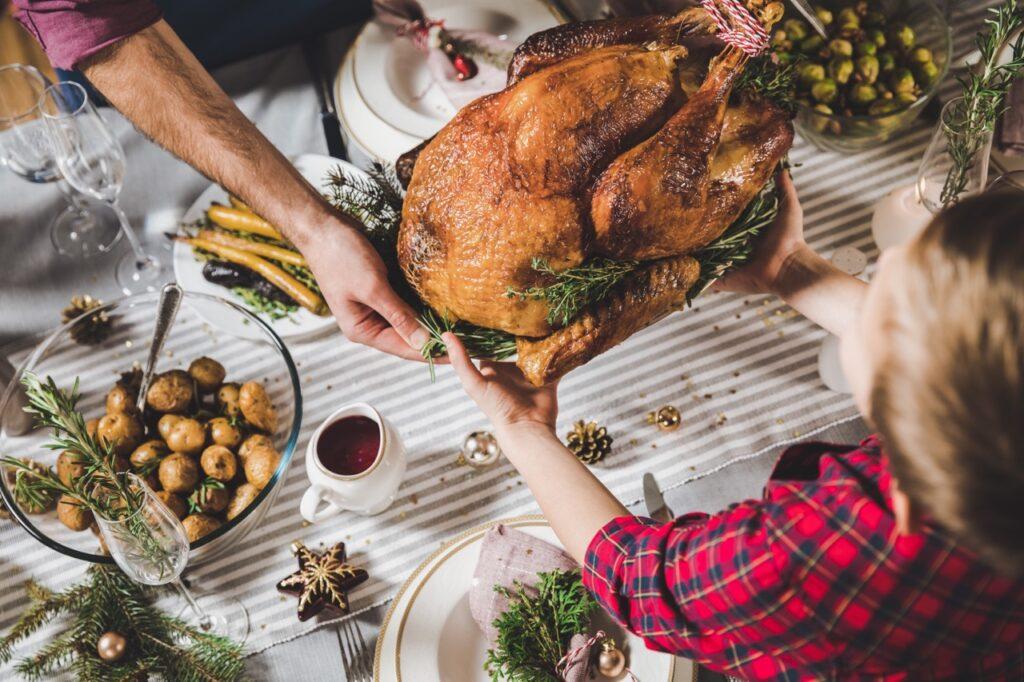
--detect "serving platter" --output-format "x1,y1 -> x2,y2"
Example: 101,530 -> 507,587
374,515 -> 690,682
172,153 -> 354,341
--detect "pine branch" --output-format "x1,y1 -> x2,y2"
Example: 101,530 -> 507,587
0,581 -> 73,664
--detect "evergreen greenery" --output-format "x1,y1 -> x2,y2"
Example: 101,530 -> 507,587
0,566 -> 244,682
484,569 -> 596,682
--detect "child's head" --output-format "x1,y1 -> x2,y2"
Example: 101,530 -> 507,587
844,190 -> 1024,575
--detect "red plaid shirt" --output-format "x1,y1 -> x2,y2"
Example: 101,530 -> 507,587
583,436 -> 1024,680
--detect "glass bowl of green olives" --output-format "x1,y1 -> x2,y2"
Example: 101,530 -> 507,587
774,0 -> 952,153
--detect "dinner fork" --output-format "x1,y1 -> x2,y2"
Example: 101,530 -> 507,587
339,618 -> 373,682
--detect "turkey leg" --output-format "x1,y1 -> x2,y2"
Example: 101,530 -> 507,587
516,255 -> 700,386
590,46 -> 748,261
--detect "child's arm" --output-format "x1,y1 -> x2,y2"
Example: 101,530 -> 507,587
716,170 -> 868,339
443,334 -> 627,564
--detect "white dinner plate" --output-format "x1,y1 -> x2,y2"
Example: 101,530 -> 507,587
352,0 -> 562,141
172,153 -> 353,341
374,516 -> 689,682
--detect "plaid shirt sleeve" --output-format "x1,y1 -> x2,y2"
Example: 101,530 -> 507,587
582,501 -> 800,664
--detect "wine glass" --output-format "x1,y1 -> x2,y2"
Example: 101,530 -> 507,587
871,97 -> 993,251
38,81 -> 165,294
94,473 -> 250,642
0,64 -> 118,257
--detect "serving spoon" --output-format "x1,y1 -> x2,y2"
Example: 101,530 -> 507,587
134,283 -> 183,413
789,0 -> 828,39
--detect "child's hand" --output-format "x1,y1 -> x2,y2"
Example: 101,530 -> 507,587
714,169 -> 808,295
443,333 -> 558,435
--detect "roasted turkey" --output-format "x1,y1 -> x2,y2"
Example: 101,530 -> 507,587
396,1 -> 794,385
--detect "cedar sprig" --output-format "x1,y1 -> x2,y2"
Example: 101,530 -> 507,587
484,569 -> 596,681
506,257 -> 639,328
1,566 -> 244,681
941,0 -> 1024,206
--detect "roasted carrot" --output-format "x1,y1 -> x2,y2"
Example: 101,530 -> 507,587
197,229 -> 307,267
180,237 -> 327,315
206,205 -> 284,241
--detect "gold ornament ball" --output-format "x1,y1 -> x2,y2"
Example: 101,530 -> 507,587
598,638 -> 627,677
461,431 -> 502,468
97,630 -> 127,662
647,405 -> 681,431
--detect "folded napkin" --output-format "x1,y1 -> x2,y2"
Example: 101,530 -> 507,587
470,525 -> 592,682
997,78 -> 1024,156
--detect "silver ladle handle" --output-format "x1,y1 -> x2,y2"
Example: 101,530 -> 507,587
135,283 -> 183,413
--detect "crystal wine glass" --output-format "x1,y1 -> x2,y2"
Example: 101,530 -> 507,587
0,64 -> 118,257
94,473 -> 250,641
38,81 -> 165,294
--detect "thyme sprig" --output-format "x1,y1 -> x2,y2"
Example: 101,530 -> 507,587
736,54 -> 799,113
941,0 -> 1024,206
484,569 -> 596,682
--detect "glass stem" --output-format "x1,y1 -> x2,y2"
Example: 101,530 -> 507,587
110,200 -> 149,264
173,578 -> 215,632
56,179 -> 88,214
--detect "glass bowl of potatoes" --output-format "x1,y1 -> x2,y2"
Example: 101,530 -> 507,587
0,291 -> 302,566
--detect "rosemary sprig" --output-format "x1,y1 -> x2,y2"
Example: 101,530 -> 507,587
941,0 -> 1024,206
736,54 -> 799,113
188,478 -> 227,515
506,257 -> 639,327
418,309 -> 517,378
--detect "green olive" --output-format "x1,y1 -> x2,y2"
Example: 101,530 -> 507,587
890,68 -> 917,94
771,29 -> 789,49
775,51 -> 796,66
783,19 -> 809,42
813,104 -> 834,115
828,57 -> 855,85
811,78 -> 839,104
828,39 -> 853,57
798,62 -> 826,86
890,25 -> 915,51
850,83 -> 879,107
856,55 -> 881,84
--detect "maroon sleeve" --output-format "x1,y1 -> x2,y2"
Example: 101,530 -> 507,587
13,0 -> 162,70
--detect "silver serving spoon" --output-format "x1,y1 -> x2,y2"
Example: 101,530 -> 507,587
135,283 -> 183,413
789,0 -> 828,39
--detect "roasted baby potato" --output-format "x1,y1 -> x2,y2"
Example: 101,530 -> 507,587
130,439 -> 168,471
158,453 -> 200,494
189,357 -> 226,393
237,434 -> 274,463
190,483 -> 230,514
57,450 -> 87,487
157,414 -> 183,441
243,444 -> 281,489
146,369 -> 194,413
207,417 -> 242,449
239,381 -> 276,433
97,412 -> 144,457
200,445 -> 237,483
181,513 -> 221,543
105,384 -> 137,414
155,490 -> 188,520
226,482 -> 260,521
57,494 -> 93,531
217,383 -> 242,418
165,418 -> 205,454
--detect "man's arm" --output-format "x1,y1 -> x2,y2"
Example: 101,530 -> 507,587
79,20 -> 428,358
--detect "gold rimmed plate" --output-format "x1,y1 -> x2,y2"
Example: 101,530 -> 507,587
373,515 -> 687,681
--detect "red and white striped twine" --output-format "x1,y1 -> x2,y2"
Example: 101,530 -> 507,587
700,0 -> 771,56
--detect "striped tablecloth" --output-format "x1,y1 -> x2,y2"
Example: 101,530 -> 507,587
0,1 -> 999,667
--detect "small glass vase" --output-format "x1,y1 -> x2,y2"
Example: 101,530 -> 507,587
94,473 -> 250,642
871,97 -> 993,251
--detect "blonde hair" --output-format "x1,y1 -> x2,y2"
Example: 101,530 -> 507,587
871,191 -> 1024,576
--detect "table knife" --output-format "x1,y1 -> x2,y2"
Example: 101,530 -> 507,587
789,0 -> 829,39
301,37 -> 348,161
642,473 -> 673,523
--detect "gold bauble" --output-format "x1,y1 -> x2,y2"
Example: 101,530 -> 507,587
597,638 -> 626,676
646,405 -> 681,431
97,630 -> 127,662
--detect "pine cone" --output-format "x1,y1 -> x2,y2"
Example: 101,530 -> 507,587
566,420 -> 613,464
61,295 -> 113,346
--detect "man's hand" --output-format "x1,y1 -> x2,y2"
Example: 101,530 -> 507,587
714,169 -> 806,296
443,333 -> 558,435
303,219 -> 428,361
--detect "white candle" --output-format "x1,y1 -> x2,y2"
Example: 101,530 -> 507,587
870,184 -> 934,251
